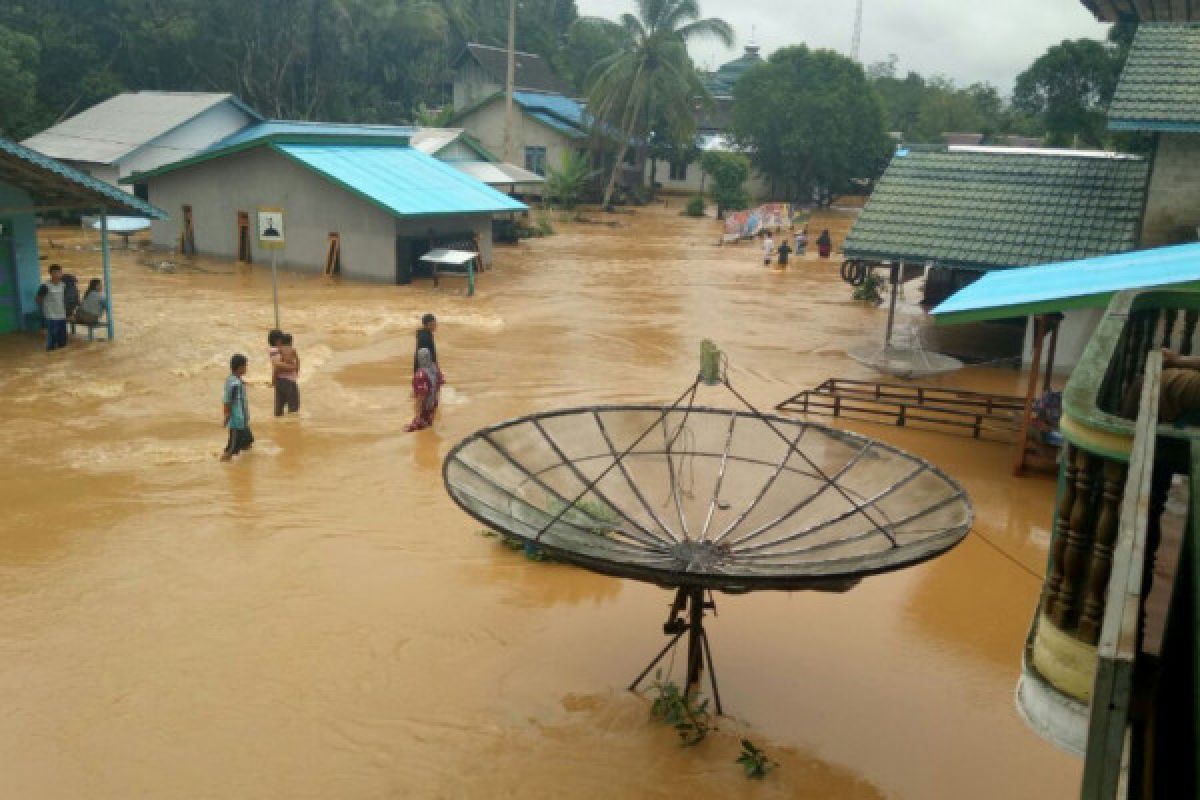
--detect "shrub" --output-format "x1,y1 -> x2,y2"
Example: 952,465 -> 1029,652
684,195 -> 706,217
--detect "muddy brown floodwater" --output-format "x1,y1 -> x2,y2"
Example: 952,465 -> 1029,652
0,205 -> 1078,798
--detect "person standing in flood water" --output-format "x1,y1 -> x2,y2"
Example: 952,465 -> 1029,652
272,333 -> 300,416
414,313 -> 437,373
406,347 -> 444,432
36,264 -> 69,351
761,231 -> 775,266
221,354 -> 254,461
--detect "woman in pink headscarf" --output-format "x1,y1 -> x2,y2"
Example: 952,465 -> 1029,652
405,347 -> 445,432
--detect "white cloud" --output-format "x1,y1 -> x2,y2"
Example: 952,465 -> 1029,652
574,0 -> 1108,92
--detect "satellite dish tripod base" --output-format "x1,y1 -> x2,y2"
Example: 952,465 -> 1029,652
628,586 -> 723,715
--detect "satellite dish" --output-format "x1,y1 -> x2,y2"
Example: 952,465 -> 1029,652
443,345 -> 972,712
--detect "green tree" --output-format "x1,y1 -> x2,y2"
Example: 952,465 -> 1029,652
1013,37 -> 1120,147
700,150 -> 749,217
544,149 -> 594,210
0,23 -> 39,138
586,0 -> 733,208
563,16 -> 626,93
732,45 -> 891,204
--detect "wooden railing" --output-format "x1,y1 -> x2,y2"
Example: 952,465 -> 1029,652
1019,290 -> 1200,794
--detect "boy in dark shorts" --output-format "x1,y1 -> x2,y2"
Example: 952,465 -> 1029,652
273,333 -> 300,415
221,353 -> 254,461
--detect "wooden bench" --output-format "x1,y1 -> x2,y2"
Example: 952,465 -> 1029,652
70,314 -> 110,341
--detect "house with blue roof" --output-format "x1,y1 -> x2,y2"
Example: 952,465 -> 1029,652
126,122 -> 526,284
453,88 -> 592,184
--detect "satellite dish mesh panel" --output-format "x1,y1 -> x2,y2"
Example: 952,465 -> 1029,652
444,405 -> 973,592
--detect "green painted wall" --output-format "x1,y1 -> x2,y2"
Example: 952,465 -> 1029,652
0,181 -> 42,334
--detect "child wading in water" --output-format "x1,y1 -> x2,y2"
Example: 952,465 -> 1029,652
273,332 -> 300,415
221,353 -> 254,461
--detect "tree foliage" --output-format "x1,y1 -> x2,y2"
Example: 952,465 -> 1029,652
700,151 -> 749,216
732,45 -> 890,204
1013,37 -> 1121,148
0,23 -> 39,138
586,0 -> 732,208
0,0 -> 582,133
868,56 -> 1037,144
544,149 -> 594,210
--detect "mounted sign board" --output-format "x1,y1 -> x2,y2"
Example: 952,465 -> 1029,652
257,207 -> 285,250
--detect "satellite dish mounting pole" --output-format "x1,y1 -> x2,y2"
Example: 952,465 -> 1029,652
884,263 -> 900,347
502,0 -> 517,164
629,586 -> 723,715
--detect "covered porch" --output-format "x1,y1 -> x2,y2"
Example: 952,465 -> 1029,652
932,242 -> 1200,476
0,136 -> 165,341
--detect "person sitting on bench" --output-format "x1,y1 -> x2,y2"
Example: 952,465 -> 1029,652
74,279 -> 106,326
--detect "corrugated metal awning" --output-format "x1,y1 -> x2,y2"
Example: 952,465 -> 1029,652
0,136 -> 165,217
931,242 -> 1200,325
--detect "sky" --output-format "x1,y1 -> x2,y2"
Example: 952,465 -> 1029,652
574,0 -> 1109,94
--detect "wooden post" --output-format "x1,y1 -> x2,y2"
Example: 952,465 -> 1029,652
884,264 -> 900,347
1013,315 -> 1046,475
1043,316 -> 1060,390
502,0 -> 517,164
100,209 -> 114,341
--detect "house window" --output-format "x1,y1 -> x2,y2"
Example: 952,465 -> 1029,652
525,146 -> 547,176
133,182 -> 149,201
668,159 -> 688,181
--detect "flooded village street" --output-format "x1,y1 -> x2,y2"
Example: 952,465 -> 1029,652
0,205 -> 1078,798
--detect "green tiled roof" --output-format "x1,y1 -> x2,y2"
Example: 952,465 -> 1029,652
1109,23 -> 1200,131
1080,0 -> 1200,23
842,148 -> 1149,271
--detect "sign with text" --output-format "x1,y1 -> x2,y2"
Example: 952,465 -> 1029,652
257,207 -> 285,250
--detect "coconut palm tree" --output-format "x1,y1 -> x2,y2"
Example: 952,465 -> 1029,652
585,0 -> 733,209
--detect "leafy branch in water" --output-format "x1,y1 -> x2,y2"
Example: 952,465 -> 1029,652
648,672 -> 712,747
736,739 -> 777,779
852,271 -> 885,306
548,497 -> 620,536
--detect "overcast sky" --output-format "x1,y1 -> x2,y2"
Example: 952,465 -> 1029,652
574,0 -> 1108,93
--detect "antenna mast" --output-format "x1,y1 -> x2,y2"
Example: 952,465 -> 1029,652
502,0 -> 517,163
851,0 -> 864,62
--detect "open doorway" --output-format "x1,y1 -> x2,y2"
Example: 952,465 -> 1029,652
236,211 -> 252,263
0,221 -> 19,334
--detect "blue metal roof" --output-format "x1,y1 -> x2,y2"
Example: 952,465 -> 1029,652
212,120 -> 416,149
513,91 -> 587,128
931,242 -> 1200,324
0,136 -> 165,218
528,111 -> 588,139
275,144 -> 527,217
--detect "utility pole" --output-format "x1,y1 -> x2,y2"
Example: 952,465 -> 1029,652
502,0 -> 517,164
851,0 -> 864,63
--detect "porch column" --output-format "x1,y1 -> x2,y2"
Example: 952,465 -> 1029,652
100,208 -> 114,340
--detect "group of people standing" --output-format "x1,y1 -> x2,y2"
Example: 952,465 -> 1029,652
219,313 -> 445,461
35,264 -> 107,351
759,228 -> 833,268
219,328 -> 303,461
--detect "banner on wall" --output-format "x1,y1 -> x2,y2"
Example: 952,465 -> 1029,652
722,203 -> 792,240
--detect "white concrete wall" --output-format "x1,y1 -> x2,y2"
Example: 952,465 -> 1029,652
146,147 -> 402,282
648,158 -> 771,201
1021,307 -> 1105,372
1141,133 -> 1200,247
436,139 -> 484,162
66,161 -> 121,189
118,99 -> 257,182
456,99 -> 579,185
453,60 -> 502,111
